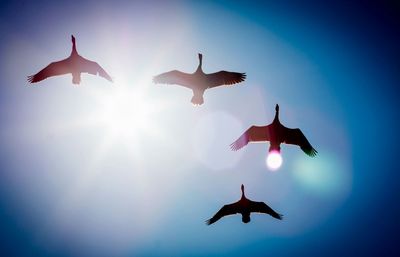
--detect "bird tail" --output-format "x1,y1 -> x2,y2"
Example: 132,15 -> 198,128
191,94 -> 204,106
72,73 -> 81,85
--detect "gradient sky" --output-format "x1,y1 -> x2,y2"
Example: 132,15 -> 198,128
0,1 -> 399,256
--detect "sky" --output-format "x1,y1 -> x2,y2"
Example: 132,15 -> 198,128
0,0 -> 399,256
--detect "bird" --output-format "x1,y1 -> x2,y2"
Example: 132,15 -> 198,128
230,104 -> 317,157
27,35 -> 113,85
153,53 -> 246,105
206,184 -> 283,225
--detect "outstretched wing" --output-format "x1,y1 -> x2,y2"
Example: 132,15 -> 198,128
205,202 -> 239,225
230,125 -> 270,151
249,200 -> 283,220
206,71 -> 246,88
153,70 -> 194,89
27,59 -> 71,83
283,127 -> 317,157
78,57 -> 113,82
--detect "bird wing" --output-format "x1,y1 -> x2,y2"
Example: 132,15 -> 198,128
27,59 -> 71,83
206,71 -> 246,88
230,125 -> 270,151
78,57 -> 113,82
153,70 -> 194,89
283,127 -> 317,157
248,200 -> 283,220
205,202 -> 240,225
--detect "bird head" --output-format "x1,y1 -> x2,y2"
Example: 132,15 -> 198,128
275,104 -> 279,112
71,35 -> 76,44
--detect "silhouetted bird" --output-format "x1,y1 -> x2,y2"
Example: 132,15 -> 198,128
230,104 -> 317,157
153,53 -> 246,105
28,35 -> 112,85
206,184 -> 282,225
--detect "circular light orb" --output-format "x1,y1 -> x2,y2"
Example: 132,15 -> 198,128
192,111 -> 244,170
266,151 -> 283,170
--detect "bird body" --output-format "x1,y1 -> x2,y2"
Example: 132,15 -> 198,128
28,35 -> 112,85
153,53 -> 246,105
206,184 -> 283,225
230,104 -> 317,157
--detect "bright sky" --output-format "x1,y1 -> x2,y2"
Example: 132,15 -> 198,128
0,1 -> 398,257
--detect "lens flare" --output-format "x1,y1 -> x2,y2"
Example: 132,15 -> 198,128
192,111 -> 244,170
266,150 -> 283,170
292,151 -> 351,198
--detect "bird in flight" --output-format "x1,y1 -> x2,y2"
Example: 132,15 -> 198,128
206,184 -> 283,225
230,104 -> 317,157
153,53 -> 246,105
28,35 -> 113,85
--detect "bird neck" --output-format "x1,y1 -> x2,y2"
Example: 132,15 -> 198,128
197,54 -> 203,71
71,39 -> 77,55
241,185 -> 245,199
273,109 -> 280,123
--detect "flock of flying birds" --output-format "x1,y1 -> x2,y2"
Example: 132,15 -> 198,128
28,35 -> 317,225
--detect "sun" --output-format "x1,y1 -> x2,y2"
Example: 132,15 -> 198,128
266,150 -> 283,170
89,76 -> 169,148
100,87 -> 153,140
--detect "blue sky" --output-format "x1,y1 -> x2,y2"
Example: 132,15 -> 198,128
0,1 -> 399,256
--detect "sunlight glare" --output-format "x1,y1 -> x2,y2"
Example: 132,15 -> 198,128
266,150 -> 283,170
95,79 -> 163,145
